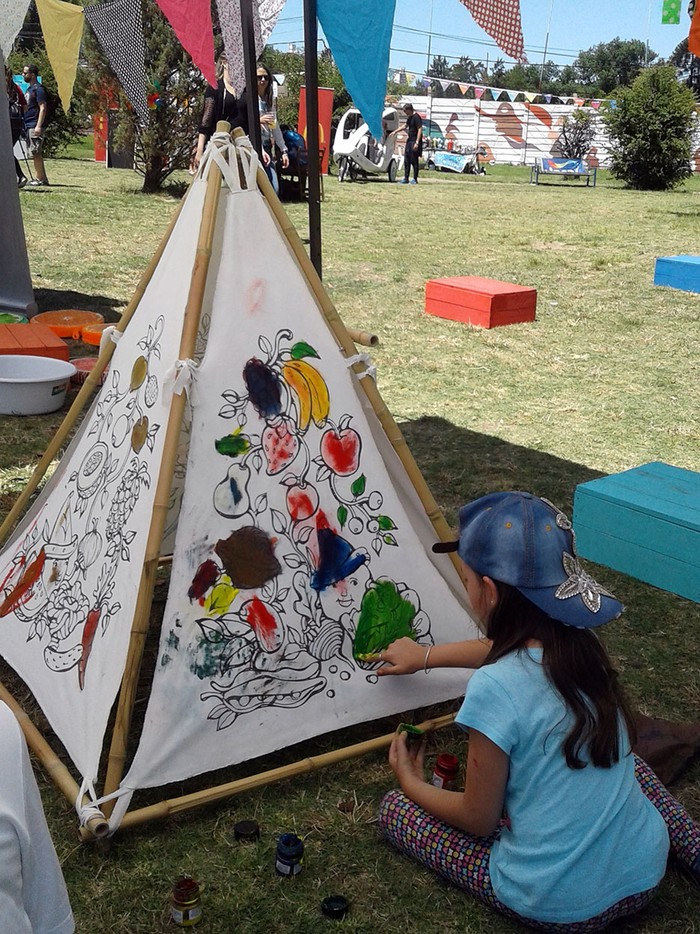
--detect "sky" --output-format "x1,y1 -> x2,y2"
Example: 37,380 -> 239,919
266,0 -> 691,77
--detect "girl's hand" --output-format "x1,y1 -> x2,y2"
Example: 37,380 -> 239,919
262,149 -> 270,166
260,112 -> 275,126
377,637 -> 426,677
281,152 -> 289,169
389,731 -> 425,789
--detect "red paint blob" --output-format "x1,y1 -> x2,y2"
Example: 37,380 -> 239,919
245,596 -> 282,652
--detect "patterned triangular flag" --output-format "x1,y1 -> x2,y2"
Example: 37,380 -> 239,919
0,0 -> 32,57
459,0 -> 527,63
35,0 -> 84,111
84,0 -> 149,123
216,0 -> 284,97
662,0 -> 681,23
154,0 -> 215,86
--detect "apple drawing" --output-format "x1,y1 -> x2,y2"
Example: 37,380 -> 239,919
320,427 -> 361,476
286,483 -> 319,522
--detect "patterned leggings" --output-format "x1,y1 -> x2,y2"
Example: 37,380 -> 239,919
378,755 -> 700,932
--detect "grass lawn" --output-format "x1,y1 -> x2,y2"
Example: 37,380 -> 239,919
1,137 -> 699,932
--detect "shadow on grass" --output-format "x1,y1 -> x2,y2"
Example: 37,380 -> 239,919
33,288 -> 124,320
398,414 -> 604,521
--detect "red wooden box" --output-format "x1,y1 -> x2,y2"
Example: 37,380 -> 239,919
425,276 -> 537,329
0,323 -> 70,361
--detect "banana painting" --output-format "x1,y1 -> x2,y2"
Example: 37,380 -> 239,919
282,359 -> 330,431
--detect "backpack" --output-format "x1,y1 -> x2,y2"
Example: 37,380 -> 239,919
40,84 -> 57,126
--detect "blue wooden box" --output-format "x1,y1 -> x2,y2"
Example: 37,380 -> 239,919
653,255 -> 700,294
573,462 -> 700,603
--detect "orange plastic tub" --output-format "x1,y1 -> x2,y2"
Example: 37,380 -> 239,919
31,310 -> 104,340
71,356 -> 109,386
81,322 -> 114,346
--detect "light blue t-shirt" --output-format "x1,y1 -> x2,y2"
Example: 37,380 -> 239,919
456,648 -> 669,924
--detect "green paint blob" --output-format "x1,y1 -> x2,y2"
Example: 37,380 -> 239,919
191,637 -> 221,680
353,579 -> 417,659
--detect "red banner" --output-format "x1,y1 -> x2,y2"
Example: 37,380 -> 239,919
154,0 -> 216,86
298,87 -> 334,175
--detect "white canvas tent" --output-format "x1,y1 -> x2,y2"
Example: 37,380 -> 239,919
0,127 -> 478,836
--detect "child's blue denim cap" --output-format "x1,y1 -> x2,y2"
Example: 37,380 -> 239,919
433,491 -> 623,629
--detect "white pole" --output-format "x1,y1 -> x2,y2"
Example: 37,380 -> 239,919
538,0 -> 555,91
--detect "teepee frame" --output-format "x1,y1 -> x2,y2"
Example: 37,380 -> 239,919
0,126 -> 462,838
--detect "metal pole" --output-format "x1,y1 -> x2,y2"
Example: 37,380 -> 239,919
240,0 -> 263,157
303,0 -> 322,277
538,0 -> 555,91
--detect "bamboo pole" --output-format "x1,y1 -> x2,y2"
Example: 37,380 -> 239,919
0,194 -> 188,550
236,128 -> 458,548
346,328 -> 379,347
0,681 -> 109,837
114,712 -> 455,832
97,128 -> 229,825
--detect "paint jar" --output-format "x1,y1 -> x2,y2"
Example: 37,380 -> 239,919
170,875 -> 202,927
431,753 -> 459,790
275,832 -> 304,877
234,819 -> 260,842
321,895 -> 349,920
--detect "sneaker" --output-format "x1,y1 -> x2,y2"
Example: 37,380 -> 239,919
409,179 -> 418,185
398,178 -> 408,184
28,178 -> 43,186
17,177 -> 27,188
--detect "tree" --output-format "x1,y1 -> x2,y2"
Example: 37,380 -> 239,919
668,38 -> 700,98
574,38 -> 655,94
556,109 -> 595,159
83,0 -> 204,193
602,65 -> 696,190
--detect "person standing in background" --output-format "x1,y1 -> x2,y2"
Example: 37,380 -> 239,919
22,64 -> 49,186
399,103 -> 422,185
192,53 -> 240,172
236,63 -> 289,193
5,68 -> 27,187
0,700 -> 74,933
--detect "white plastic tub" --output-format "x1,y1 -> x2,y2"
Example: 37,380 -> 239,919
0,355 -> 76,415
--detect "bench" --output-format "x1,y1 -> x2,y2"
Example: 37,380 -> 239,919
530,157 -> 597,187
573,462 -> 700,603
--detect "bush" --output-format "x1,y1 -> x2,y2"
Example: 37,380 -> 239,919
556,109 -> 595,159
602,65 -> 697,190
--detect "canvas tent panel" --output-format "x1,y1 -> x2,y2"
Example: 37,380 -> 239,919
0,181 -> 208,781
120,181 -> 475,797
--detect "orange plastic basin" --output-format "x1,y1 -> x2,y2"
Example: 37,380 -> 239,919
81,322 -> 114,346
70,356 -> 109,386
31,310 -> 104,339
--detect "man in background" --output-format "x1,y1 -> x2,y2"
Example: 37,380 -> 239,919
22,64 -> 49,186
399,103 -> 423,186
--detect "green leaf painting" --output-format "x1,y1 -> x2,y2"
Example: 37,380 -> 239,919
337,504 -> 348,528
353,580 -> 417,659
215,431 -> 250,457
351,474 -> 366,497
290,341 -> 320,360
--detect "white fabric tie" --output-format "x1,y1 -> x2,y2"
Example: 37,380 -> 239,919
164,358 -> 198,399
98,324 -> 123,355
197,129 -> 259,192
345,352 -> 376,381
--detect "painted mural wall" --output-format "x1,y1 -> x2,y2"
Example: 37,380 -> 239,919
399,96 -> 700,172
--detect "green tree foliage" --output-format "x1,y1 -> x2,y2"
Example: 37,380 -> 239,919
9,4 -> 87,158
602,65 -> 696,190
261,45 -> 350,132
573,38 -> 655,94
82,0 -> 203,193
668,38 -> 700,98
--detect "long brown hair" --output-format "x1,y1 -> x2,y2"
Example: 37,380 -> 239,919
483,583 -> 637,769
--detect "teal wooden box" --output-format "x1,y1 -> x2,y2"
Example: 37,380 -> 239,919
573,462 -> 700,603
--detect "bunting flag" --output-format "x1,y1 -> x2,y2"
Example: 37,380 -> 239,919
457,82 -> 469,94
84,0 -> 149,123
35,0 -> 84,111
590,100 -> 601,109
0,0 -> 31,57
474,86 -> 485,99
317,0 -> 395,140
459,0 -> 527,63
154,0 -> 216,86
217,0 -> 258,96
690,0 -> 700,55
662,0 -> 681,24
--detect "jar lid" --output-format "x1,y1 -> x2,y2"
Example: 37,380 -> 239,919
233,819 -> 260,842
321,895 -> 349,920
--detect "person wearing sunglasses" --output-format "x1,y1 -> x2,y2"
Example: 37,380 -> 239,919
236,63 -> 289,193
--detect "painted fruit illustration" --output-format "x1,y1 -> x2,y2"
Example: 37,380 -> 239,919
286,482 -> 319,522
320,426 -> 361,476
282,359 -> 330,431
262,418 -> 299,474
130,355 -> 148,390
144,374 -> 158,407
213,464 -> 251,518
131,415 -> 149,453
243,358 -> 282,419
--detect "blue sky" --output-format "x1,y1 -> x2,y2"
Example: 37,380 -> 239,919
267,0 -> 691,76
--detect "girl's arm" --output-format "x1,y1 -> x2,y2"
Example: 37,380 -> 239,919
389,729 -> 508,836
377,636 -> 491,677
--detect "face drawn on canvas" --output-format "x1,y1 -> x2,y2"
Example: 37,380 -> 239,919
0,318 -> 165,690
176,328 -> 434,731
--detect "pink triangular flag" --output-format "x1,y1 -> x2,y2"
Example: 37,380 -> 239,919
154,0 -> 216,85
